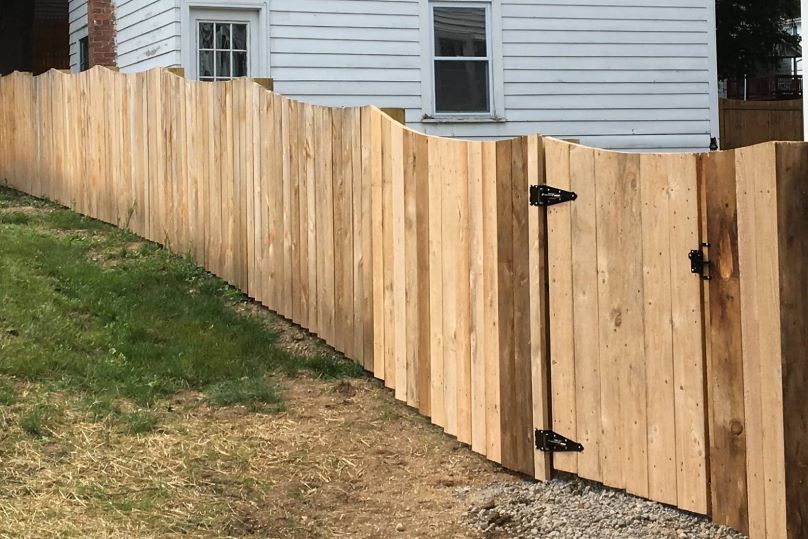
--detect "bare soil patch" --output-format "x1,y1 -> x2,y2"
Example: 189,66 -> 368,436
0,374 -> 516,539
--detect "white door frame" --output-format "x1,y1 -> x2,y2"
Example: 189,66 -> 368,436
181,0 -> 270,80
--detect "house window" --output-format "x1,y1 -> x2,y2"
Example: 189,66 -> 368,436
197,22 -> 249,81
432,4 -> 492,114
79,36 -> 89,72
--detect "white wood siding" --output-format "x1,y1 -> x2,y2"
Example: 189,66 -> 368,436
68,0 -> 88,72
494,0 -> 717,151
70,0 -> 719,151
267,0 -> 717,151
116,0 -> 181,72
269,0 -> 423,110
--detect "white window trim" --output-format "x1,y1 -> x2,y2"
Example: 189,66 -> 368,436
180,0 -> 270,80
419,0 -> 505,122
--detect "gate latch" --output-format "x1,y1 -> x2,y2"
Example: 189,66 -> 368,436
530,185 -> 578,207
535,430 -> 584,453
689,243 -> 711,281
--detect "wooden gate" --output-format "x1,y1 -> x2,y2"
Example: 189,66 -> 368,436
542,139 -> 709,514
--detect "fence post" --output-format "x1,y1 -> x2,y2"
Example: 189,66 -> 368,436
252,78 -> 274,91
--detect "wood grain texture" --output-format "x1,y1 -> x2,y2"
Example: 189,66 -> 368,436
639,153 -> 678,506
528,134 -> 551,481
774,143 -> 808,539
544,139 -> 577,474
569,144 -> 601,483
701,150 -> 749,535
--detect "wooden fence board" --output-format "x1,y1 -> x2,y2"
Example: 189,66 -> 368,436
668,153 -> 708,514
774,143 -> 808,539
639,153 -> 678,506
428,136 -> 445,428
391,121 -> 407,403
414,131 -> 431,416
701,150 -> 748,535
482,140 -> 501,463
367,109 -> 385,379
569,143 -> 601,483
528,134 -> 551,481
304,104 -> 318,333
468,141 -> 486,454
455,140 -> 472,446
403,129 -> 420,408
510,137 -> 536,476
545,139 -> 577,474
496,139 -> 516,470
441,137 -> 459,437
381,119 -> 396,390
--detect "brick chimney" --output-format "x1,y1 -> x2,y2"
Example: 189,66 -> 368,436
87,0 -> 116,67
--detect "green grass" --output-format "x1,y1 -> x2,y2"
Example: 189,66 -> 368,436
19,403 -> 62,437
0,184 -> 362,419
122,410 -> 159,435
0,378 -> 17,405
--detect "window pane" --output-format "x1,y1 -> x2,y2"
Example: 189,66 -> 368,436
434,60 -> 489,113
233,52 -> 248,77
199,50 -> 214,78
199,22 -> 214,49
216,23 -> 231,49
232,24 -> 247,50
217,51 -> 231,78
433,7 -> 487,57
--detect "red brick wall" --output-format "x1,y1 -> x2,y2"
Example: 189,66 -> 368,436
88,0 -> 116,67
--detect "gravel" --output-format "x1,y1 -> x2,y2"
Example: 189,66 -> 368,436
459,477 -> 747,539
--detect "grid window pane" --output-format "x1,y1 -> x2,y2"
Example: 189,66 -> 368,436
199,50 -> 214,78
434,60 -> 489,113
197,20 -> 249,81
433,7 -> 487,57
216,23 -> 231,49
232,24 -> 247,50
233,52 -> 247,77
199,23 -> 214,49
216,51 -> 231,78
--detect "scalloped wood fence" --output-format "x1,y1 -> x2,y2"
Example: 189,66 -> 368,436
0,67 -> 806,539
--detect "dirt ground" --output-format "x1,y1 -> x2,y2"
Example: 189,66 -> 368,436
0,314 -> 521,539
0,375 -> 518,539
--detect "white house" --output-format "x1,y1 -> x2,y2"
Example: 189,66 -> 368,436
69,0 -> 720,152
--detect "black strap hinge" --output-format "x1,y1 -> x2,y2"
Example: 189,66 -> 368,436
535,430 -> 584,453
530,185 -> 578,207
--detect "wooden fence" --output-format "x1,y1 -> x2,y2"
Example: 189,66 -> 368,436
719,98 -> 803,150
0,67 -> 806,539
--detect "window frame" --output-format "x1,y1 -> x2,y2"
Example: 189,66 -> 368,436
430,2 -> 494,117
78,36 -> 89,72
196,20 -> 251,81
182,3 -> 268,82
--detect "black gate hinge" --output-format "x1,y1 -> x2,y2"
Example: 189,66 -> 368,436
535,430 -> 584,453
530,185 -> 578,207
689,243 -> 711,281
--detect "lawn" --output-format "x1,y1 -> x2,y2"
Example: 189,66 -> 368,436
0,185 -> 511,539
0,184 -> 362,421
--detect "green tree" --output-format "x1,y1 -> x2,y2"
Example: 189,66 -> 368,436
716,0 -> 801,78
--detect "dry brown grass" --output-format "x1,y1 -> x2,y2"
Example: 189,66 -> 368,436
0,373 -> 518,539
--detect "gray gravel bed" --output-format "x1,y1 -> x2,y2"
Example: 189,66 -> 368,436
458,477 -> 747,539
